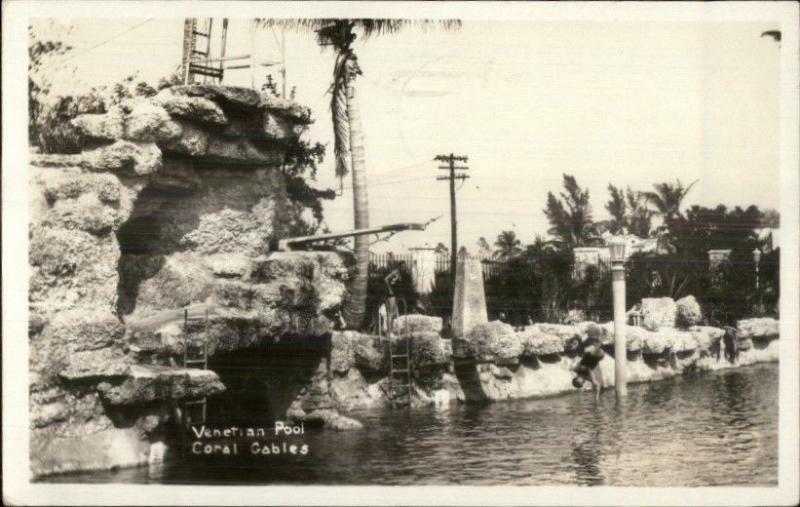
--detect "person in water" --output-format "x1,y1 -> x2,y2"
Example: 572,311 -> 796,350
571,327 -> 606,400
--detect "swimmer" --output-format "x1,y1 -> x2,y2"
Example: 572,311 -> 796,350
571,327 -> 605,400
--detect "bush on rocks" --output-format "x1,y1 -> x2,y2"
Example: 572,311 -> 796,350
517,327 -> 563,356
405,332 -> 449,368
462,321 -> 523,362
641,297 -> 677,331
676,295 -> 703,328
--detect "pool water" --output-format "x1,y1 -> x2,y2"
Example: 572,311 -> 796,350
45,363 -> 778,486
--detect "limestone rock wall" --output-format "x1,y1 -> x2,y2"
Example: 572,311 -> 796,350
298,314 -> 779,411
451,317 -> 780,402
28,85 -> 345,478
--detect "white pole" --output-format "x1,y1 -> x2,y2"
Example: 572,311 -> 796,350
612,261 -> 627,398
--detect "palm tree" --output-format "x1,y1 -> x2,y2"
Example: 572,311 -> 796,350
255,19 -> 460,328
643,179 -> 698,222
493,230 -> 523,261
625,187 -> 654,237
543,174 -> 596,248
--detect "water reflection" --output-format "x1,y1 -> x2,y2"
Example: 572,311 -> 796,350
571,419 -> 604,486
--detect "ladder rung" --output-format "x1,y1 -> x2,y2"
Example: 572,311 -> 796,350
188,67 -> 224,78
192,31 -> 210,37
391,354 -> 408,359
184,360 -> 207,365
391,369 -> 410,373
184,400 -> 206,405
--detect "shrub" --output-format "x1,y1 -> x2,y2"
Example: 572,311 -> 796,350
675,295 -> 703,328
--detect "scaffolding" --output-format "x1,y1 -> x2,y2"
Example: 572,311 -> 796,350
181,18 -> 286,91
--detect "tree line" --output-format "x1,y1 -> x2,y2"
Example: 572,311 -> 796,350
370,173 -> 780,328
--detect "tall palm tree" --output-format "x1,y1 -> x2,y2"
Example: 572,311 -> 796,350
643,179 -> 698,222
493,230 -> 523,261
256,19 -> 460,328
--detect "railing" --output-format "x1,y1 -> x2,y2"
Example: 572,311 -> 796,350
368,252 -> 516,281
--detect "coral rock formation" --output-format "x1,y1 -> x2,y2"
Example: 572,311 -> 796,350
29,85 -> 344,478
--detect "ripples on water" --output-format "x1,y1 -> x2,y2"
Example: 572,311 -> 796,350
48,363 -> 778,486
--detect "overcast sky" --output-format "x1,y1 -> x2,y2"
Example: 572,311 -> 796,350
33,18 -> 781,253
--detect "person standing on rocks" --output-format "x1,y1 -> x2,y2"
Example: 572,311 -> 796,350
378,267 -> 401,336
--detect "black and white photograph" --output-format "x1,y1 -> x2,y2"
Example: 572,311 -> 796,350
3,1 -> 799,505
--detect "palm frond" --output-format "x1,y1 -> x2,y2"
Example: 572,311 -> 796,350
255,18 -> 461,42
642,191 -> 666,212
681,179 -> 699,199
254,19 -> 336,32
358,19 -> 462,38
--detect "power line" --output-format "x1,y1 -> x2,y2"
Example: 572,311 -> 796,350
62,18 -> 154,63
332,160 -> 437,191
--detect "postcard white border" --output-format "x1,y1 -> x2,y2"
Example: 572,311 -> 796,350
3,1 -> 799,505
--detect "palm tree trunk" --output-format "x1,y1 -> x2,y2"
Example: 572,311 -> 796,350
341,66 -> 370,328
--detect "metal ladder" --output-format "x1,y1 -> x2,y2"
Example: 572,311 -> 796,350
181,308 -> 209,427
381,298 -> 413,408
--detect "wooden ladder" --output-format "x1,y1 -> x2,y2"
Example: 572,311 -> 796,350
182,18 -> 228,84
181,308 -> 209,427
382,298 -> 413,408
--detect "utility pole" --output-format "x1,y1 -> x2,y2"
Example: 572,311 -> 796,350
435,153 -> 469,284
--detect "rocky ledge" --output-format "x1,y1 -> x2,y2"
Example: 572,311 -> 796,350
289,313 -> 779,412
450,317 -> 779,402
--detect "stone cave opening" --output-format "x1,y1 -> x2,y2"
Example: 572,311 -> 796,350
203,337 -> 330,427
